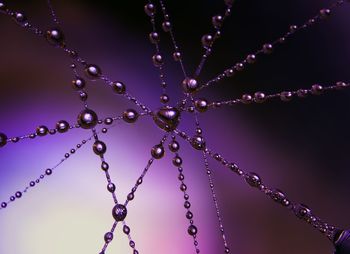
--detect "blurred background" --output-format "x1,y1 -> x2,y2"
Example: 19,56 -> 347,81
0,0 -> 349,253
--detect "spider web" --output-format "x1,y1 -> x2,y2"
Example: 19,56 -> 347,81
0,1 -> 349,254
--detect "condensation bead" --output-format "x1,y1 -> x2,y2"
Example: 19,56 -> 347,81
320,8 -> 331,18
104,118 -> 113,125
280,91 -> 293,102
36,126 -> 49,136
85,64 -> 102,79
123,225 -> 130,234
173,156 -> 182,166
162,21 -> 171,32
245,172 -> 262,188
289,25 -> 298,32
160,94 -> 170,104
201,34 -> 213,48
46,28 -> 65,47
151,144 -> 165,159
15,191 -> 22,198
188,225 -> 198,236
235,63 -> 244,71
72,77 -> 85,90
270,189 -> 289,206
294,204 -> 312,219
173,52 -> 181,61
144,3 -> 156,16
104,232 -> 113,243
182,78 -> 199,93
149,32 -> 160,44
112,81 -> 126,94
112,204 -> 127,221
191,135 -> 206,150
254,92 -> 266,103
101,162 -> 109,171
241,94 -> 252,104
224,68 -> 234,77
184,201 -> 191,209
14,12 -> 27,25
212,15 -> 223,28
311,84 -> 323,95
225,247 -> 230,253
0,133 -> 7,147
93,140 -> 107,156
123,109 -> 139,123
153,106 -> 180,132
127,192 -> 134,201
246,54 -> 256,64
45,168 -> 52,175
152,54 -> 163,67
262,43 -> 273,54
79,91 -> 88,101
194,99 -> 209,112
1,202 -> 7,208
107,183 -> 116,193
77,109 -> 98,129
169,140 -> 180,152
56,120 -> 69,133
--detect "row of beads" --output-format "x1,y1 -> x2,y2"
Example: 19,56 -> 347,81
173,128 -> 339,241
180,82 -> 349,113
0,108 -> 151,147
169,136 -> 200,253
203,82 -> 349,110
187,96 -> 231,253
158,0 -> 187,77
202,152 -> 230,253
194,0 -> 233,77
0,134 -> 95,210
145,2 -> 172,104
198,0 -> 348,91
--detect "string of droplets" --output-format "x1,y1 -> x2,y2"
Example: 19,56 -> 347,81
0,0 -> 349,253
196,0 -> 347,92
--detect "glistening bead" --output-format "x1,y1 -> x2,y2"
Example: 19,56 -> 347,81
46,28 -> 65,47
112,204 -> 127,221
194,99 -> 209,112
151,144 -> 165,159
112,81 -> 126,94
72,78 -> 85,90
56,120 -> 69,133
188,225 -> 198,236
182,78 -> 199,93
123,109 -> 139,123
85,64 -> 102,79
36,126 -> 49,136
77,109 -> 98,129
93,140 -> 107,156
191,135 -> 206,150
153,106 -> 180,132
104,232 -> 114,243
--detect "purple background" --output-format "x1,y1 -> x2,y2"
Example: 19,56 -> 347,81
0,1 -> 350,253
